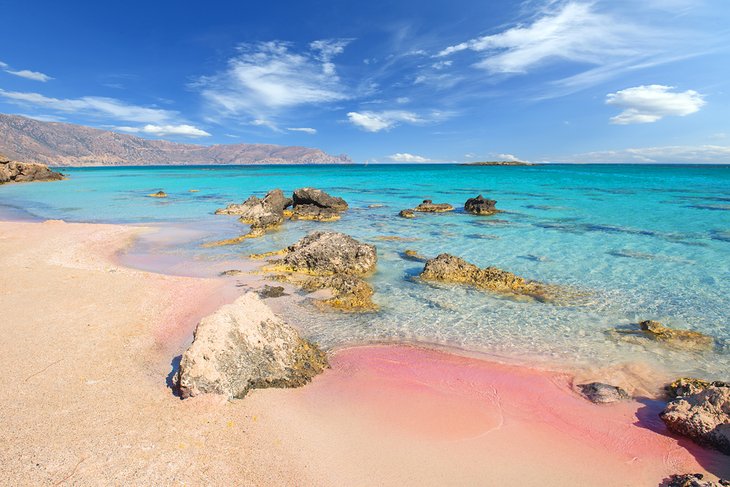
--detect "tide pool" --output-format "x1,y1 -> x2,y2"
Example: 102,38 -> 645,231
2,163 -> 729,379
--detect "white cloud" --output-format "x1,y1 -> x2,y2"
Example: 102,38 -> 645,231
346,109 -> 451,132
116,124 -> 211,137
388,153 -> 430,162
5,69 -> 53,82
432,60 -> 452,70
557,145 -> 730,164
496,153 -> 527,162
251,119 -> 282,132
436,2 -> 647,74
287,127 -> 317,135
198,40 -> 350,118
0,61 -> 7,69
606,85 -> 705,124
0,88 -> 179,124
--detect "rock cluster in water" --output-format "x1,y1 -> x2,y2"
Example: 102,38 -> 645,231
0,155 -> 64,184
660,385 -> 730,455
210,187 -> 347,245
175,293 -> 328,399
577,382 -> 630,404
419,253 -> 561,302
261,232 -> 378,312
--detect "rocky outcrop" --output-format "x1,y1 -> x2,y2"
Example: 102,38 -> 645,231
613,320 -> 715,352
292,187 -> 348,211
660,386 -> 730,455
148,190 -> 168,198
413,199 -> 454,213
300,274 -> 377,312
175,293 -> 328,399
0,155 -> 63,184
257,285 -> 288,299
664,474 -> 729,487
399,209 -> 415,219
273,232 -> 377,276
666,378 -> 729,399
464,195 -> 500,215
419,253 -> 559,302
211,189 -> 291,243
577,382 -> 629,404
289,205 -> 341,221
263,232 -> 378,312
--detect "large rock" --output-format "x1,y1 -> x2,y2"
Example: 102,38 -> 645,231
413,199 -> 454,213
664,474 -> 730,487
292,187 -> 348,211
175,293 -> 328,399
300,274 -> 377,312
464,195 -> 500,215
275,232 -> 377,276
660,386 -> 730,455
0,156 -> 63,184
420,253 -> 556,302
289,204 -> 341,222
666,378 -> 729,399
216,189 -> 291,219
577,382 -> 629,404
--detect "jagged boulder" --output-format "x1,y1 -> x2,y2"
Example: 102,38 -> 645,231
660,386 -> 730,455
413,199 -> 454,213
420,253 -> 557,302
175,293 -> 328,399
577,382 -> 629,404
0,156 -> 63,184
666,378 -> 729,399
274,232 -> 377,276
292,187 -> 348,211
464,195 -> 500,215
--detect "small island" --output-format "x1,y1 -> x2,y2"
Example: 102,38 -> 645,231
459,160 -> 536,166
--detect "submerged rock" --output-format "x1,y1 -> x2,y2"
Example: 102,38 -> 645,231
419,253 -> 558,302
219,269 -> 243,277
292,187 -> 348,211
464,195 -> 500,215
577,382 -> 629,404
666,378 -> 729,399
175,293 -> 328,399
664,474 -> 729,487
638,320 -> 714,351
257,285 -> 288,299
148,190 -> 168,198
660,386 -> 730,455
0,156 -> 64,184
273,232 -> 377,276
300,274 -> 377,312
401,249 -> 429,262
413,199 -> 454,213
399,209 -> 415,218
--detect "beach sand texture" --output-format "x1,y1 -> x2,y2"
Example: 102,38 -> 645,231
0,220 -> 728,486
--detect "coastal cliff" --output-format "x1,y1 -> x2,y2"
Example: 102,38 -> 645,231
0,153 -> 64,184
0,114 -> 351,167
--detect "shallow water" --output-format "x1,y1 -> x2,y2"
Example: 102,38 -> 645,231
2,164 -> 729,379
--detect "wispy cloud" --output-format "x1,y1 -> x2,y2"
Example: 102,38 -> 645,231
388,152 -> 430,162
0,60 -> 53,82
347,109 -> 450,132
287,127 -> 317,135
606,85 -> 705,124
496,153 -> 527,163
556,145 -> 730,164
198,40 -> 351,120
116,124 -> 211,137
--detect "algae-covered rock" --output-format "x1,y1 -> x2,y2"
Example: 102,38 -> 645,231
274,232 -> 377,276
413,199 -> 454,213
399,209 -> 415,218
639,320 -> 715,351
301,274 -> 377,312
666,378 -> 729,399
420,253 -> 559,302
175,293 -> 328,399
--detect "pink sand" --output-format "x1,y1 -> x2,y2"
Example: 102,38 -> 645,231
289,345 -> 730,485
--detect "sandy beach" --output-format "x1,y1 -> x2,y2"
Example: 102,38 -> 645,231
0,219 -> 728,486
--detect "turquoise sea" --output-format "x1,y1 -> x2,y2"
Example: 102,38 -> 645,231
2,164 -> 729,379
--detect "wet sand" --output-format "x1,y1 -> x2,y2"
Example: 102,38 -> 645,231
0,220 -> 727,486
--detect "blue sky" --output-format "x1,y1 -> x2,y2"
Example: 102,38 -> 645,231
1,0 -> 729,163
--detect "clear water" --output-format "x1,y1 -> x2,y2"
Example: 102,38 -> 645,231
2,164 -> 729,379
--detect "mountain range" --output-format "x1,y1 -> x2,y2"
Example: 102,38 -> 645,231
0,114 -> 351,166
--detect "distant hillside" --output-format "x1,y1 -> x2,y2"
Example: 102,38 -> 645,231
0,114 -> 351,166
